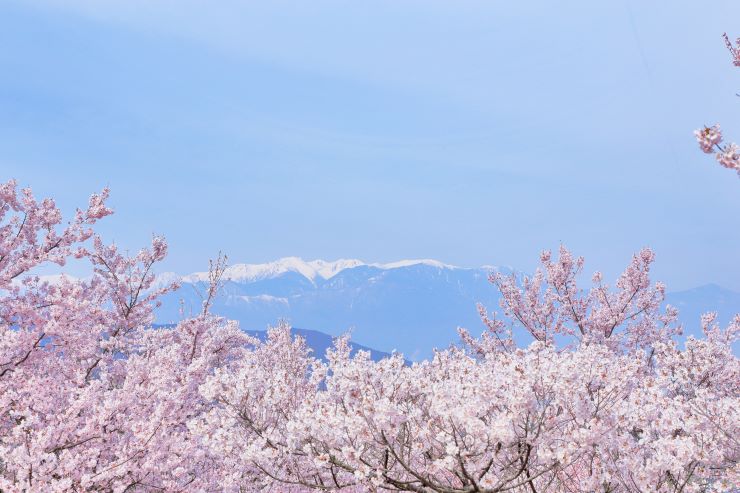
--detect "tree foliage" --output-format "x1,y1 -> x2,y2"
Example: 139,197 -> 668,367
0,180 -> 737,492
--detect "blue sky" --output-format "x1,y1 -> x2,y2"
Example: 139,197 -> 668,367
2,0 -> 739,291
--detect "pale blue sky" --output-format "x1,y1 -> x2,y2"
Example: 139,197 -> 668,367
2,0 -> 739,290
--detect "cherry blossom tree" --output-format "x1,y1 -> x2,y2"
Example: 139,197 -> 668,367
2,179 -> 737,492
200,247 -> 739,492
694,33 -> 740,176
0,180 -> 251,491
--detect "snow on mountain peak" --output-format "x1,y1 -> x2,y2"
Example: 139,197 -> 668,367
173,257 -> 460,284
374,259 -> 454,270
308,258 -> 366,279
180,257 -> 366,284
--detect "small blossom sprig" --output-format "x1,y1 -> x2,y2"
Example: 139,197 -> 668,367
694,124 -> 740,175
723,32 -> 740,67
694,33 -> 740,178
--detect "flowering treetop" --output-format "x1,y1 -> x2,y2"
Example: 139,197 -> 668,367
0,179 -> 252,491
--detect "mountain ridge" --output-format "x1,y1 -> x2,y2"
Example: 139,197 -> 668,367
163,257 -> 465,286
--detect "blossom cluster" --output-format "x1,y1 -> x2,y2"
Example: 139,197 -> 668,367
1,181 -> 738,492
695,125 -> 740,176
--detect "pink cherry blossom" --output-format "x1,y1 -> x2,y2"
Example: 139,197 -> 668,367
0,180 -> 251,491
2,180 -> 738,492
694,125 -> 723,154
716,142 -> 740,173
200,245 -> 738,493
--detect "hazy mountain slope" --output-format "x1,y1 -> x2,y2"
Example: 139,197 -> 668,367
665,284 -> 740,339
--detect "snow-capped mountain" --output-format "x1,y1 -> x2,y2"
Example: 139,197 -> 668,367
177,257 -> 455,284
154,258 -> 739,360
155,258 -> 502,360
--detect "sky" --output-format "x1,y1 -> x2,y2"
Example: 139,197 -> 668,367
2,0 -> 739,291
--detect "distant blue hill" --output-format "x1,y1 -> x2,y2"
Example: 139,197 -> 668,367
153,258 -> 739,360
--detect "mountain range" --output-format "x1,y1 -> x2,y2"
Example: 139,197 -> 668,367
153,257 -> 740,360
